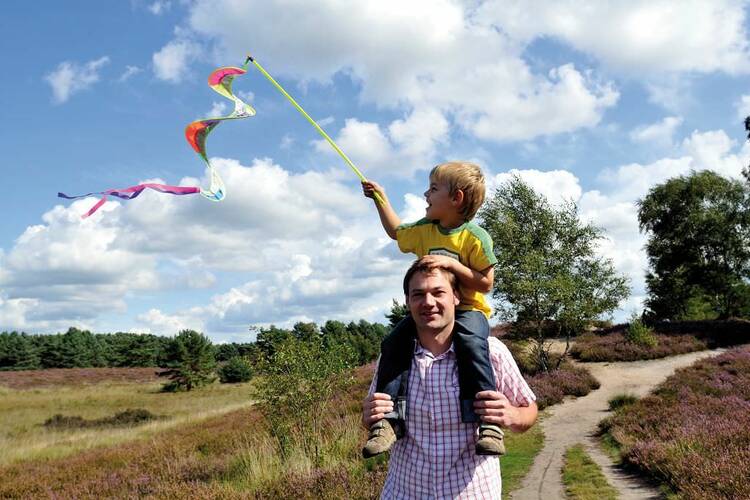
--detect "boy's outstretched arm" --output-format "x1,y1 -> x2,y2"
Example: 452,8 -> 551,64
420,255 -> 494,293
362,180 -> 401,240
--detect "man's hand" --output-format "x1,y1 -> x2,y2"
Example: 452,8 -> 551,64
362,180 -> 386,201
419,254 -> 458,273
474,391 -> 537,432
362,392 -> 394,428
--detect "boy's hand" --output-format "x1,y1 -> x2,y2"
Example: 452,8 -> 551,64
362,180 -> 386,201
419,254 -> 458,273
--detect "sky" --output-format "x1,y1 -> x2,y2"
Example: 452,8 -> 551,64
2,0 -> 750,343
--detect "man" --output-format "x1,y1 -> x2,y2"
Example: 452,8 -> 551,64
362,259 -> 538,499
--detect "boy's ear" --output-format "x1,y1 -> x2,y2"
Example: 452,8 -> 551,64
452,188 -> 465,207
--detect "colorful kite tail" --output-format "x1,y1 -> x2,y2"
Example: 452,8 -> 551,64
58,183 -> 201,219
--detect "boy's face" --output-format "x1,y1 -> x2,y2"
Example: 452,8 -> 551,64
424,179 -> 457,221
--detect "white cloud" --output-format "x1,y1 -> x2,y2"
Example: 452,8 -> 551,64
736,94 -> 750,120
152,39 -> 199,83
148,1 -> 171,15
2,157 -> 412,338
118,65 -> 142,82
137,308 -> 199,334
45,56 -> 110,104
488,168 -> 582,205
630,116 -> 683,149
182,0 -> 619,143
280,134 -> 294,149
316,107 -> 450,177
480,0 -> 750,75
206,101 -> 227,117
401,193 -> 428,223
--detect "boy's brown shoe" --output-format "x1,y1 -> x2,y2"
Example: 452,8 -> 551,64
362,419 -> 397,458
475,424 -> 505,456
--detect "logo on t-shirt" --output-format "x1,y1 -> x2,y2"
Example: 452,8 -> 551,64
428,248 -> 460,261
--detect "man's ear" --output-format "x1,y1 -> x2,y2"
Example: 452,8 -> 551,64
453,290 -> 460,306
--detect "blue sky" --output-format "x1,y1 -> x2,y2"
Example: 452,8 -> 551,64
2,0 -> 750,342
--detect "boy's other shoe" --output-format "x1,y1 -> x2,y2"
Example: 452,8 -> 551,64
475,424 -> 505,456
362,419 -> 397,458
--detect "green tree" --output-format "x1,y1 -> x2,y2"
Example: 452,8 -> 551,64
254,325 -> 293,362
479,175 -> 630,371
0,332 -> 40,370
218,356 -> 254,383
158,330 -> 217,392
638,170 -> 750,319
215,343 -> 240,362
385,299 -> 409,329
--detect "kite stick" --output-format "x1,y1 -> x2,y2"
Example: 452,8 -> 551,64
246,55 -> 385,205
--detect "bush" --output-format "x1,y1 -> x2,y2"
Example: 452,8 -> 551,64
625,314 -> 657,347
253,337 -> 356,462
602,347 -> 750,499
43,408 -> 160,430
218,357 -> 253,383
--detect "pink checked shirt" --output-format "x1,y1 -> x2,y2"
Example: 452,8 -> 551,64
368,337 -> 536,500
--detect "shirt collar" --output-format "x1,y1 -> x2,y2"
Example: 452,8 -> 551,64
415,341 -> 455,360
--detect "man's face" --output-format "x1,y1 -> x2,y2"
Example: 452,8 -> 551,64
407,269 -> 460,333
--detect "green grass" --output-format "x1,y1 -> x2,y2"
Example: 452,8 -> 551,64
562,443 -> 618,499
500,411 -> 546,498
608,393 -> 638,411
0,378 -> 255,465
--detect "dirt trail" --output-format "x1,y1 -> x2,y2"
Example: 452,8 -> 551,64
510,347 -> 731,500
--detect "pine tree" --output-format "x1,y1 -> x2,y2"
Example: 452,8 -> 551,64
158,330 -> 217,392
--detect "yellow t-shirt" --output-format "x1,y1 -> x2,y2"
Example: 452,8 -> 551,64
396,218 -> 497,318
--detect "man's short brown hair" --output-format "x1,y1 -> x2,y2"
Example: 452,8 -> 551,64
403,260 -> 459,297
429,161 -> 486,220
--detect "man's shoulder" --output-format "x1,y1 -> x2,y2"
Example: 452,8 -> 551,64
488,337 -> 512,357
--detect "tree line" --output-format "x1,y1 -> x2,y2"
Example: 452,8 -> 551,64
0,320 -> 387,372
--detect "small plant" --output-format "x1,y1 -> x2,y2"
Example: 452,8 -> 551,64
218,356 -> 253,383
625,313 -> 657,347
608,393 -> 638,411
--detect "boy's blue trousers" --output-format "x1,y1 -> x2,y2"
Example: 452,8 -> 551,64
375,310 -> 495,424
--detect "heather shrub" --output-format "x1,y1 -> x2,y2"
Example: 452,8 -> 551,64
602,347 -> 750,499
218,356 -> 253,383
625,315 -> 657,347
571,331 -> 707,362
44,408 -> 160,430
525,363 -> 600,410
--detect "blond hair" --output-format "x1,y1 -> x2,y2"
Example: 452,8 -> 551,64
429,161 -> 486,220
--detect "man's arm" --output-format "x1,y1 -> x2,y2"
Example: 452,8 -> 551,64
420,255 -> 494,293
362,180 -> 401,240
473,391 -> 538,433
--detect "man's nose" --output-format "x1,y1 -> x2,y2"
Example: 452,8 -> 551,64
423,292 -> 436,306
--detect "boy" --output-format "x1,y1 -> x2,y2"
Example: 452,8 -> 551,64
361,161 -> 503,458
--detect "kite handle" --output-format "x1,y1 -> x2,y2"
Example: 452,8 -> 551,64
246,55 -> 385,206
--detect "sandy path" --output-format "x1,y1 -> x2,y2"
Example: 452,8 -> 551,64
510,347 -> 731,500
